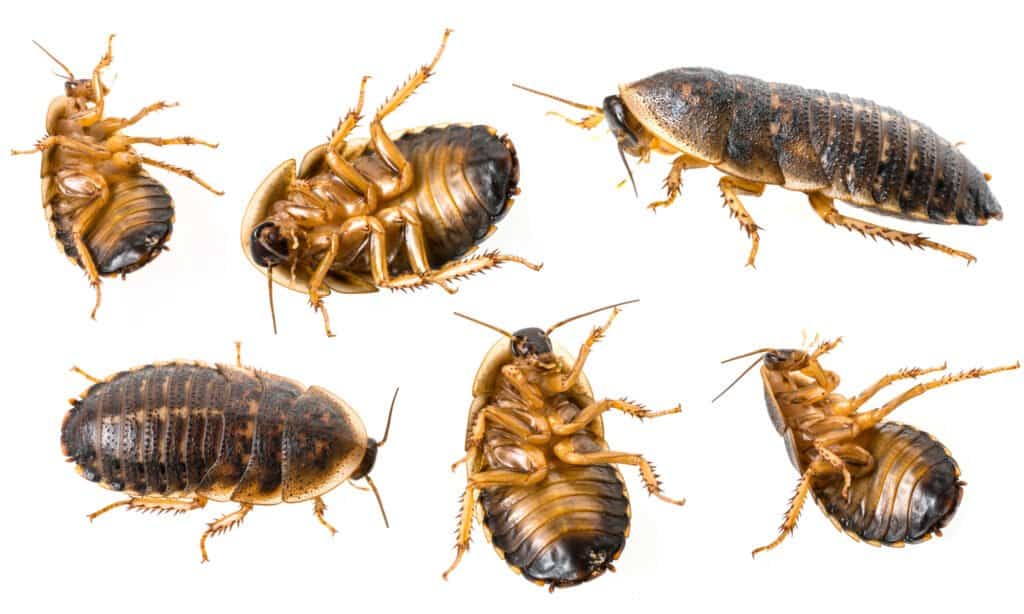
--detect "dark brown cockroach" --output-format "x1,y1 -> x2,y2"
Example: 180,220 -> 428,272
242,30 -> 540,337
714,337 -> 1018,556
442,301 -> 685,591
13,36 -> 222,318
515,67 -> 1002,266
60,343 -> 395,562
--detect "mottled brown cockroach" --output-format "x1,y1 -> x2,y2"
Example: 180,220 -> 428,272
515,67 -> 1002,266
242,30 -> 539,337
13,36 -> 222,318
61,343 -> 395,562
442,301 -> 684,591
714,337 -> 1018,556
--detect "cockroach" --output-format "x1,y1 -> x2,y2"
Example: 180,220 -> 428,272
60,343 -> 395,562
714,336 -> 1018,556
13,35 -> 222,318
514,67 -> 1002,266
242,30 -> 540,337
442,300 -> 684,591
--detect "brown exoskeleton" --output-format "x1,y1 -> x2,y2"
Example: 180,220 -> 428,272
443,301 -> 685,590
242,30 -> 539,337
13,35 -> 221,318
715,336 -> 1018,556
516,67 -> 1002,266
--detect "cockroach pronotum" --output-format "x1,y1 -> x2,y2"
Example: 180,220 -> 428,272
714,336 -> 1018,556
13,35 -> 222,318
442,300 -> 684,591
514,68 -> 1002,266
242,29 -> 540,337
60,343 -> 395,562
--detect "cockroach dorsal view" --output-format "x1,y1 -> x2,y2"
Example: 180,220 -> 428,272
61,343 -> 397,562
713,336 -> 1018,556
241,29 -> 540,338
13,35 -> 222,319
444,299 -> 686,590
515,66 -> 1002,267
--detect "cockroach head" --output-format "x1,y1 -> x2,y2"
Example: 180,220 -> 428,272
511,327 -> 554,358
602,95 -> 651,158
763,349 -> 810,371
249,221 -> 290,268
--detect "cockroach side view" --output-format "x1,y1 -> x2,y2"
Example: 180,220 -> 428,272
443,300 -> 685,591
714,337 -> 1018,555
515,67 -> 1002,266
60,343 -> 395,562
242,29 -> 540,337
13,35 -> 222,318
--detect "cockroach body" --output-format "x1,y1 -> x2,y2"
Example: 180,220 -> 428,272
714,338 -> 1017,555
242,30 -> 539,337
443,302 -> 684,591
60,345 -> 395,562
14,36 -> 221,318
516,67 -> 1002,266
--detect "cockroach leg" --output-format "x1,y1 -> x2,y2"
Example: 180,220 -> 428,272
306,234 -> 339,336
88,495 -> 207,522
325,76 -> 379,202
11,134 -> 108,157
312,496 -> 337,536
442,483 -> 476,581
470,404 -> 548,447
719,176 -> 765,268
545,110 -> 605,130
854,363 -> 1020,431
808,193 -> 976,263
70,365 -> 102,383
374,29 -> 451,123
199,503 -> 253,563
553,307 -> 621,393
647,154 -> 707,211
378,207 -> 455,293
552,440 -> 685,506
104,100 -> 179,131
123,136 -> 219,148
71,231 -> 102,319
752,470 -> 815,558
550,398 -> 682,436
837,363 -> 949,415
138,155 -> 223,195
382,251 -> 542,292
814,443 -> 852,500
449,455 -> 467,472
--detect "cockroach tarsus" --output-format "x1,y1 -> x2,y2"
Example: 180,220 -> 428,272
12,35 -> 221,318
61,343 -> 395,562
242,29 -> 539,337
515,67 -> 1002,266
443,300 -> 684,591
714,337 -> 1018,556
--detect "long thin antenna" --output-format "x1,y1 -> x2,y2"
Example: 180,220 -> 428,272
364,475 -> 390,528
33,40 -> 74,79
453,312 -> 513,338
378,388 -> 399,447
547,299 -> 639,335
712,355 -> 765,403
618,146 -> 638,198
512,83 -> 602,113
721,348 -> 776,364
266,266 -> 278,335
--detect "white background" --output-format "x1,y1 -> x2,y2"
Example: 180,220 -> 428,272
1,1 -> 1020,611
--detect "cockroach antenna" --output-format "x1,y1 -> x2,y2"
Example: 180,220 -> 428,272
712,348 -> 776,403
33,40 -> 75,80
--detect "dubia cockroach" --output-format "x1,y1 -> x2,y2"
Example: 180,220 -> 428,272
443,300 -> 684,591
515,67 -> 1002,266
13,35 -> 222,318
714,336 -> 1018,555
242,30 -> 539,337
61,343 -> 395,562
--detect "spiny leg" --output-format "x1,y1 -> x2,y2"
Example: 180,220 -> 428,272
312,496 -> 337,536
854,363 -> 1020,431
442,483 -> 476,581
88,495 -> 207,522
837,363 -> 949,415
719,176 -> 765,268
123,136 -> 218,148
546,109 -> 604,130
814,443 -> 851,500
11,134 -> 109,156
199,503 -> 253,563
554,307 -> 621,393
139,156 -> 223,195
648,154 -> 708,211
551,398 -> 682,436
72,231 -> 103,319
104,100 -> 179,131
378,250 -> 542,292
752,470 -> 814,558
808,192 -> 976,263
377,207 -> 456,293
552,440 -> 685,506
375,29 -> 451,123
325,76 -> 378,202
73,34 -> 116,127
305,234 -> 339,337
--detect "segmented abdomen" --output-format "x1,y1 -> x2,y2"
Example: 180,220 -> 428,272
373,125 -> 518,267
762,79 -> 1000,224
814,422 -> 962,545
479,465 -> 629,587
61,363 -> 303,502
